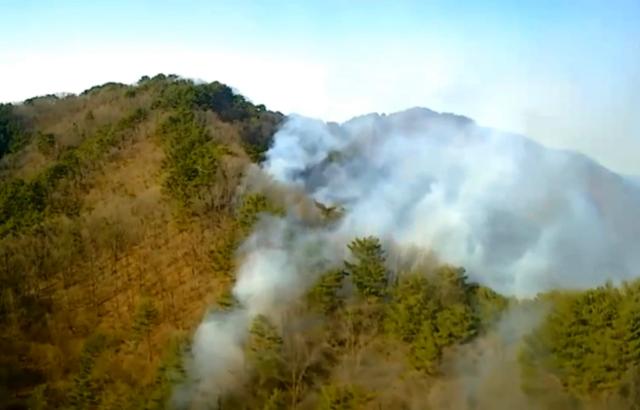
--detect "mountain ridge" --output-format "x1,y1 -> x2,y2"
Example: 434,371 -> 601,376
1,75 -> 640,409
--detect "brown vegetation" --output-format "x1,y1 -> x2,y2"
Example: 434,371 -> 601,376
0,75 -> 282,409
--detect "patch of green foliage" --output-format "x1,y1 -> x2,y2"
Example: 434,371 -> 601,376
75,107 -> 147,165
384,267 -> 478,374
68,333 -> 108,410
247,315 -> 285,388
158,109 -> 228,211
0,108 -> 148,237
151,76 -> 261,122
141,335 -> 189,410
209,192 -> 284,282
0,178 -> 47,236
0,103 -> 28,158
35,132 -> 56,156
236,192 -> 285,233
148,75 -> 283,162
80,82 -> 131,96
307,269 -> 347,315
344,236 -> 389,300
132,298 -> 159,361
520,281 -> 640,402
317,384 -> 372,410
23,94 -> 60,106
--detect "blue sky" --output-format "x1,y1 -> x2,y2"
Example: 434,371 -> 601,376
1,0 -> 639,173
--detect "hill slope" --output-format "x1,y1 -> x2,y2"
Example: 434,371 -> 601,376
0,74 -> 282,408
1,78 -> 640,410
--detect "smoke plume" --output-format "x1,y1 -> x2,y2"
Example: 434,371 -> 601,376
181,107 -> 640,406
265,108 -> 640,295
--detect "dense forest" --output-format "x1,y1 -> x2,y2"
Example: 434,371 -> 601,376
1,75 -> 639,409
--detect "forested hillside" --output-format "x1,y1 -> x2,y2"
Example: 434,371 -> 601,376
1,75 -> 639,409
0,74 -> 282,408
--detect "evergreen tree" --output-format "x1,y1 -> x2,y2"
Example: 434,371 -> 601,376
410,323 -> 441,375
520,286 -> 626,398
68,333 -> 108,410
144,336 -> 188,410
307,269 -> 347,315
433,302 -> 476,346
344,236 -> 389,300
247,315 -> 285,389
236,193 -> 284,233
133,298 -> 159,361
0,103 -> 25,158
469,284 -> 509,331
385,273 -> 436,342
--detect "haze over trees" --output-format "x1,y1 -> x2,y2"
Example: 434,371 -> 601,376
0,74 -> 639,409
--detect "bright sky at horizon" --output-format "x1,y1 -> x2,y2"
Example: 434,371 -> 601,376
1,0 -> 639,173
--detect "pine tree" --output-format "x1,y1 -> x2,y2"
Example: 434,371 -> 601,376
68,333 -> 107,409
307,269 -> 347,315
410,323 -> 441,375
145,336 -> 188,410
247,315 -> 285,389
385,273 -> 436,342
210,228 -> 238,278
433,265 -> 470,304
236,193 -> 284,233
133,298 -> 159,361
520,286 -> 626,398
469,284 -> 509,331
344,236 -> 389,300
433,303 -> 476,346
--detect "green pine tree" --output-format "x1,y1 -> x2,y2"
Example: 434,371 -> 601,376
344,236 -> 389,300
236,193 -> 284,233
247,315 -> 285,389
133,298 -> 159,361
307,269 -> 347,315
68,333 -> 108,410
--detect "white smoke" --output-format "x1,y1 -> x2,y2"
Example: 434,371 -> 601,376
264,108 -> 640,296
182,107 -> 640,406
180,216 -> 345,406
